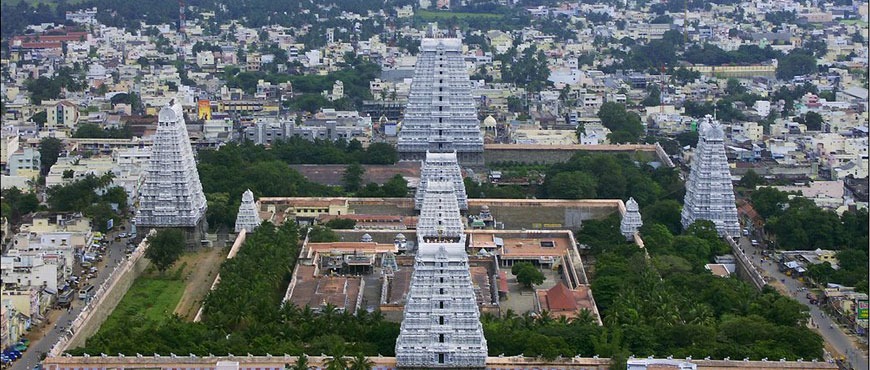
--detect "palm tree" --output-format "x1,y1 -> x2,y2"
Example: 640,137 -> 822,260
572,309 -> 596,325
324,354 -> 348,370
348,353 -> 374,370
288,354 -> 310,370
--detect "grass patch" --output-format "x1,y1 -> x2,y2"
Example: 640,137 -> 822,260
95,264 -> 186,334
416,9 -> 503,20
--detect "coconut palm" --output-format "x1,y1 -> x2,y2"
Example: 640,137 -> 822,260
348,353 -> 374,370
324,353 -> 348,370
288,354 -> 310,370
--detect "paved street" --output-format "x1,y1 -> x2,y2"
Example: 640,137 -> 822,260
738,236 -> 869,370
10,222 -> 132,370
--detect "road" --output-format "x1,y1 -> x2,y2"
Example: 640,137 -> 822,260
10,222 -> 132,370
738,236 -> 869,370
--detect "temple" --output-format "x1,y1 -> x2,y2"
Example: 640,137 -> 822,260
620,197 -> 643,240
397,37 -> 484,166
135,102 -> 207,231
681,116 -> 741,236
396,178 -> 487,368
415,151 -> 468,211
234,189 -> 261,233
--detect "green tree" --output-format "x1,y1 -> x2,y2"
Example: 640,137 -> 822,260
205,192 -> 236,231
0,187 -> 40,223
144,228 -> 186,274
288,354 -> 310,370
750,187 -> 789,220
803,111 -> 824,131
308,225 -> 339,242
39,137 -> 64,174
380,174 -> 408,197
511,262 -> 545,288
597,102 -> 644,142
324,218 -> 356,229
29,111 -> 47,126
348,353 -> 374,370
776,49 -> 818,80
640,85 -> 661,106
361,143 -> 397,164
343,163 -> 364,193
642,200 -> 683,234
324,355 -> 348,370
739,169 -> 761,189
544,171 -> 597,199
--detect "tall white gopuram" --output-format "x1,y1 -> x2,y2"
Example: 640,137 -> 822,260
234,189 -> 261,233
396,179 -> 487,368
620,197 -> 643,240
135,102 -> 207,228
681,116 -> 740,236
397,37 -> 484,166
415,151 -> 468,211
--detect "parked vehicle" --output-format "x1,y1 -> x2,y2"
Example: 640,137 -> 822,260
78,285 -> 95,299
751,239 -> 759,246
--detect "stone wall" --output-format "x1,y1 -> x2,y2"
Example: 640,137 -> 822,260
727,236 -> 767,291
51,234 -> 153,355
43,355 -> 835,370
483,144 -> 660,165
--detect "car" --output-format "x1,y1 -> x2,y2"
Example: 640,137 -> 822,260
119,232 -> 127,238
742,229 -> 750,236
750,239 -> 759,246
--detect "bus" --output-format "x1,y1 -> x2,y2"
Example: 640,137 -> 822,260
78,285 -> 94,300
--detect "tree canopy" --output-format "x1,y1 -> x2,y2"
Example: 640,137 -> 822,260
597,102 -> 644,143
145,228 -> 185,274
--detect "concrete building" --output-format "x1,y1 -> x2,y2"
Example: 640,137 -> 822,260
397,38 -> 484,165
46,101 -> 80,129
681,116 -> 740,236
8,147 -> 41,179
1,125 -> 20,171
135,102 -> 207,229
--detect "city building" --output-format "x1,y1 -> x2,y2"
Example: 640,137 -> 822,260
397,38 -> 484,165
45,101 -> 80,129
135,102 -> 208,230
681,116 -> 740,236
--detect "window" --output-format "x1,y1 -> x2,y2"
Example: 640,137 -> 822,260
439,315 -> 444,323
439,334 -> 445,343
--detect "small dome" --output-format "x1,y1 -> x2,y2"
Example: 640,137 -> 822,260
395,233 -> 406,241
361,233 -> 373,243
241,189 -> 255,202
480,205 -> 490,211
482,115 -> 497,128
